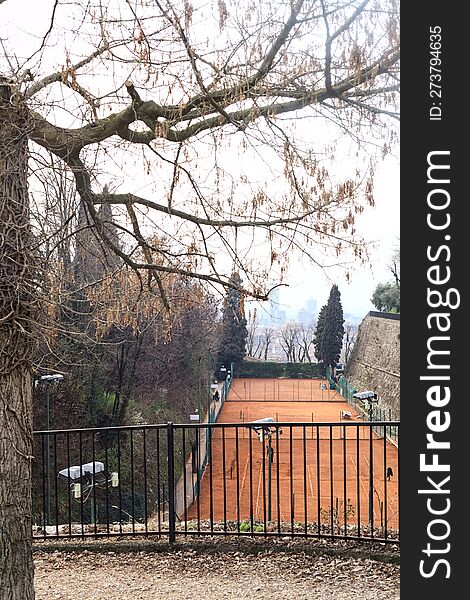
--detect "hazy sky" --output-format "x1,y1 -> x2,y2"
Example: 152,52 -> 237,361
280,154 -> 399,319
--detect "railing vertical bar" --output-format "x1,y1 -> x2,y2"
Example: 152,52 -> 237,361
182,428 -> 187,534
196,426 -> 201,535
117,430 -> 122,535
383,425 -> 388,540
222,427 -> 227,532
397,426 -> 400,542
53,434 -> 59,538
41,434 -> 47,541
92,432 -> 97,536
289,425 -> 294,535
156,429 -> 161,535
303,425 -> 307,536
356,425 -> 361,539
209,425 -> 214,534
143,428 -> 148,534
276,426 -> 281,534
236,425 -> 240,533
369,423 -> 374,538
329,425 -> 333,535
167,422 -> 176,543
104,433 -> 110,536
249,427 -> 254,533
262,427 -> 267,532
79,431 -> 84,538
130,429 -> 135,534
343,425 -> 347,538
316,425 -> 320,536
66,433 -> 72,538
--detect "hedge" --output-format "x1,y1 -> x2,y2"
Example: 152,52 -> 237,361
235,361 -> 324,379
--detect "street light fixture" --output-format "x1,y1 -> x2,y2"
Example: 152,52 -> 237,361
36,373 -> 65,527
353,391 -> 379,526
58,461 -> 119,525
250,418 -> 283,522
352,390 -> 377,402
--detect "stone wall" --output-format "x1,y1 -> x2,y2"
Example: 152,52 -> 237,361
344,312 -> 400,417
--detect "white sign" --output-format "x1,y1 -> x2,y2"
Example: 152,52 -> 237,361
189,414 -> 200,421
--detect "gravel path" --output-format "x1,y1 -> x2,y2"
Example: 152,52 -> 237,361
34,539 -> 399,600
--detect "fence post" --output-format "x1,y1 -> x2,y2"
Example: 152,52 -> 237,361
167,422 -> 176,543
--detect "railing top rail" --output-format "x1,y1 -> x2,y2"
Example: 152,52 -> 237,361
172,420 -> 400,428
33,422 -> 168,436
34,420 -> 400,435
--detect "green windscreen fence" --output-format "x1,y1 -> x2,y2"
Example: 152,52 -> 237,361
326,366 -> 398,443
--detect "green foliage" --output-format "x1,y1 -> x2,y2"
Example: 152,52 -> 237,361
237,520 -> 267,532
313,285 -> 344,368
371,282 -> 400,313
217,273 -> 248,373
236,361 -> 323,379
320,499 -> 355,523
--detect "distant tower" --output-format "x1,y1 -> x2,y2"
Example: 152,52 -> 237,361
268,286 -> 281,324
306,298 -> 317,315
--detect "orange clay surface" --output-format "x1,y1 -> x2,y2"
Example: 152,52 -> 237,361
186,378 -> 399,531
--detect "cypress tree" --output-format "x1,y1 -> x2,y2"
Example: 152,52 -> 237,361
314,285 -> 344,369
217,272 -> 248,374
313,305 -> 327,364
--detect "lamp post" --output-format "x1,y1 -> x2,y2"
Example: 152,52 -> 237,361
352,391 -> 378,526
196,355 -> 203,417
37,373 -> 64,526
250,418 -> 282,523
220,366 -> 227,404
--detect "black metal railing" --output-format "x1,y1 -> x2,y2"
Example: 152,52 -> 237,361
32,421 -> 400,544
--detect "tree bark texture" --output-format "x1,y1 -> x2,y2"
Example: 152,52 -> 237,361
0,84 -> 35,600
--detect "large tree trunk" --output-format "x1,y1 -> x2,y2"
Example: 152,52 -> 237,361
0,81 -> 35,600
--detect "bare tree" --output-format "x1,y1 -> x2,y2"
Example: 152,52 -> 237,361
21,0 -> 397,300
342,322 -> 357,365
246,307 -> 262,358
388,242 -> 400,287
297,322 -> 316,363
1,0 -> 399,596
261,327 -> 276,361
280,323 -> 300,362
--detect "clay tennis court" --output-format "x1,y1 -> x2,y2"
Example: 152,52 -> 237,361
228,377 -> 342,403
186,378 -> 399,533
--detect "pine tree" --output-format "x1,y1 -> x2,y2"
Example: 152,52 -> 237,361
314,285 -> 344,369
217,273 -> 248,374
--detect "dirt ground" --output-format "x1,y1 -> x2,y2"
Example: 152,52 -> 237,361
34,538 -> 400,600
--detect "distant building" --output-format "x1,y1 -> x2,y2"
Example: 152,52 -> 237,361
297,308 -> 310,325
306,298 -> 317,314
